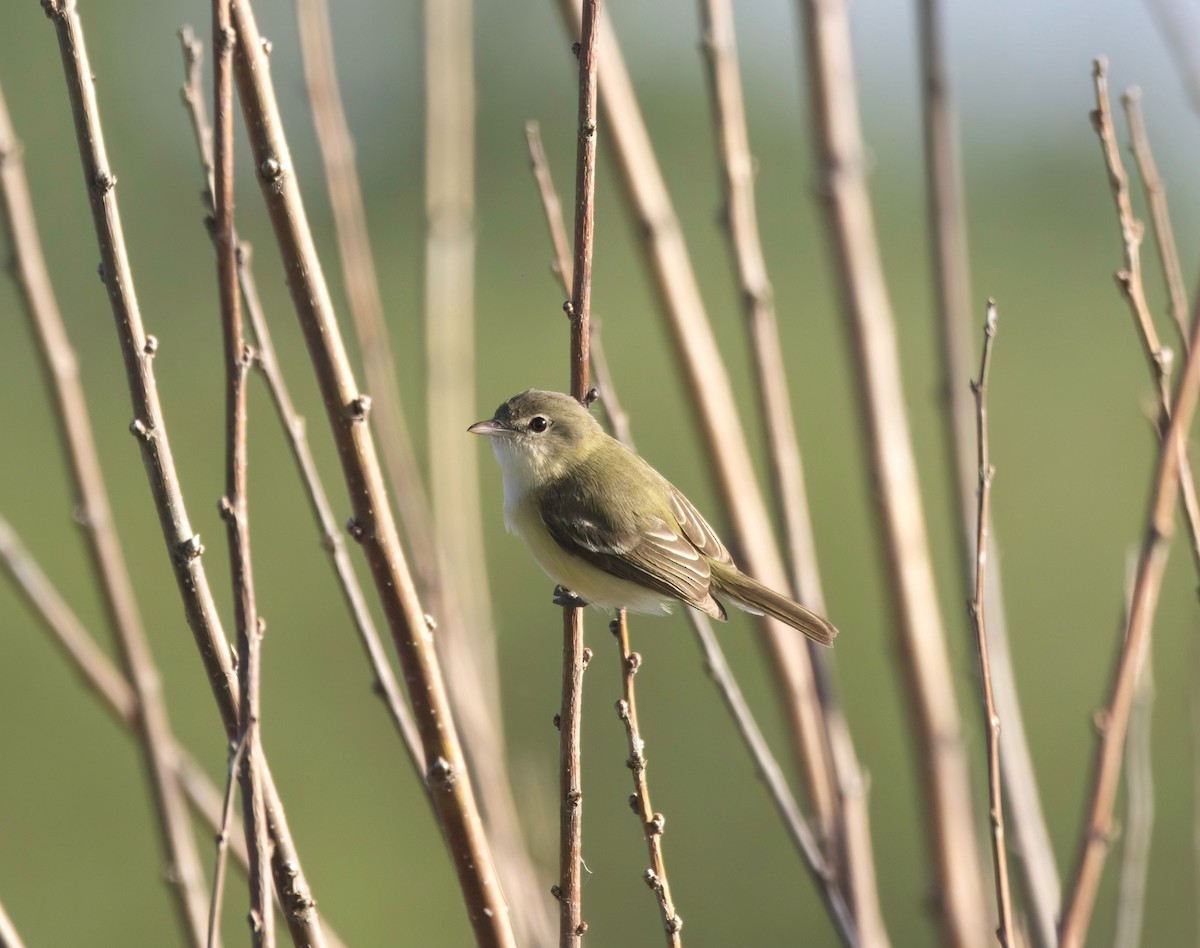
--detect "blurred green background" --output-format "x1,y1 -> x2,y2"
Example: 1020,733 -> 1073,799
3,0 -> 1200,944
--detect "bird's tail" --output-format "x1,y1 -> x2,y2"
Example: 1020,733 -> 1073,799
710,563 -> 838,647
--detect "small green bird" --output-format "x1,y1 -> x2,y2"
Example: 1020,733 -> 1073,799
469,390 -> 837,646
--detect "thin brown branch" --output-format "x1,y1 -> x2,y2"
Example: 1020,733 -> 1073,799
696,3 -> 885,942
555,0 -> 840,875
40,4 -> 325,943
292,0 -> 439,600
524,121 -> 630,446
523,132 -> 857,947
1123,88 -> 1190,348
556,5 -> 601,945
228,3 -> 514,943
175,28 -> 424,777
0,897 -> 25,948
611,613 -> 682,944
212,5 -> 272,943
916,4 -> 1059,943
1060,64 -> 1200,947
0,517 -> 348,948
0,74 -> 212,948
968,301 -> 1014,947
209,734 -> 250,948
796,1 -> 989,944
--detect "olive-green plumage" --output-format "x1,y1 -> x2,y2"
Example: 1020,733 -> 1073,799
469,390 -> 837,646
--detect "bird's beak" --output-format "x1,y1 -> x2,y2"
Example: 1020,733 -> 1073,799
468,418 -> 507,437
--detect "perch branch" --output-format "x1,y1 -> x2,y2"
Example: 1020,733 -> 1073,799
555,0 -> 840,867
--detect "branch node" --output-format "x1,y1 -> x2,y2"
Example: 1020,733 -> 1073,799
217,496 -> 235,522
648,813 -> 665,836
427,755 -> 458,790
128,418 -> 152,441
345,394 -> 372,422
344,517 -> 365,542
625,651 -> 642,676
175,534 -> 204,563
615,698 -> 630,721
258,156 -> 283,182
565,787 -> 582,808
142,334 -> 158,357
91,168 -> 116,194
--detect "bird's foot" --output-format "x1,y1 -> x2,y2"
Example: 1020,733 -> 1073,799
553,585 -> 588,608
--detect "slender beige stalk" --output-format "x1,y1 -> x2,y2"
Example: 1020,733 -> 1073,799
916,5 -> 1059,944
695,4 -> 885,942
422,6 -> 552,943
1092,62 -> 1200,585
611,614 -> 682,944
1123,88 -> 1190,348
555,0 -> 839,859
968,302 -> 1014,947
523,129 -> 858,946
0,76 -> 211,948
1060,64 -> 1200,947
796,2 -> 988,945
292,0 -> 438,597
0,898 -> 24,948
229,3 -> 514,942
41,4 -> 325,943
176,28 -> 424,777
211,4 -> 272,943
0,517 -> 348,948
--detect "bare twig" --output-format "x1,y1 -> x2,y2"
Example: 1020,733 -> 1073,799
228,2 -> 514,943
41,4 -> 325,942
0,518 -> 347,948
292,0 -> 438,599
556,5 -> 601,945
211,4 -> 272,943
555,0 -> 840,867
611,614 -> 682,944
968,301 -> 1014,947
695,3 -> 885,941
209,734 -> 251,948
523,130 -> 858,947
524,121 -> 630,446
0,897 -> 25,948
1123,88 -> 1190,348
1060,63 -> 1200,945
1058,196 -> 1200,948
0,74 -> 211,948
916,4 -> 1059,943
176,28 -> 424,777
796,1 -> 988,943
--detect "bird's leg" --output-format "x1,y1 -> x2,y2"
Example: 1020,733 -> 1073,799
553,585 -> 588,608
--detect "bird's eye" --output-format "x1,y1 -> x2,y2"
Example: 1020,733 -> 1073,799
529,415 -> 549,433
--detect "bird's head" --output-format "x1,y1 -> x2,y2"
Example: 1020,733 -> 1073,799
469,389 -> 601,489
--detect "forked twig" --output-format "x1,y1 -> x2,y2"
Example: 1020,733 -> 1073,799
40,4 -> 324,942
228,2 -> 513,943
0,75 -> 210,947
612,614 -> 682,944
968,301 -> 1014,947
